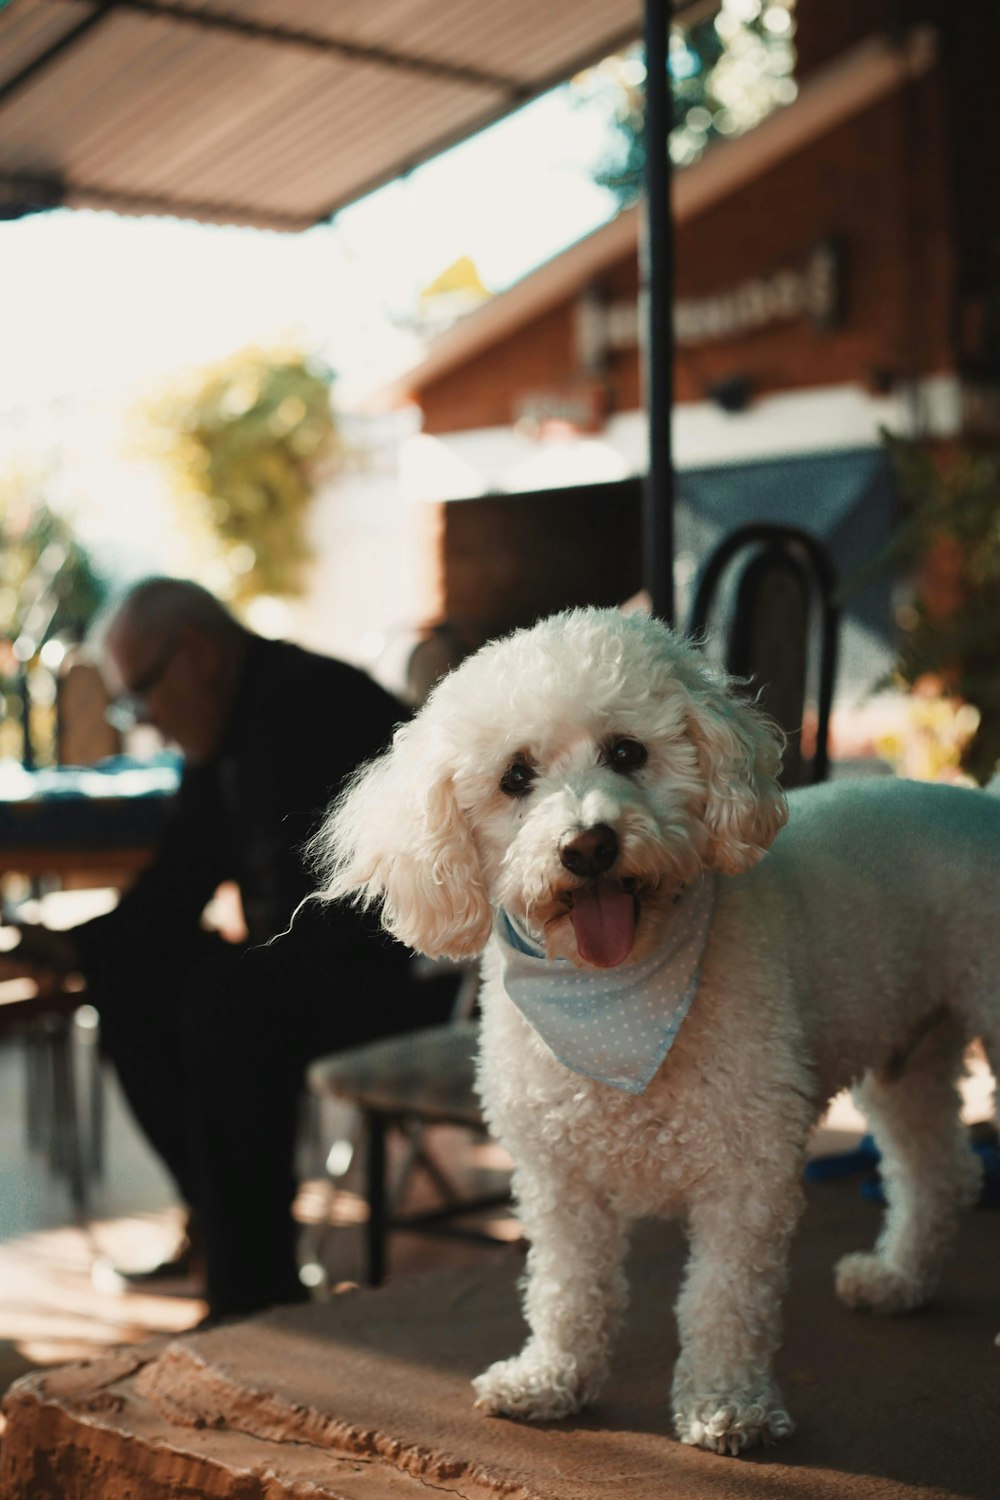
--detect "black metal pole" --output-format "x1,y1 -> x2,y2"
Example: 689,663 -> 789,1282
642,0 -> 675,624
17,660 -> 35,771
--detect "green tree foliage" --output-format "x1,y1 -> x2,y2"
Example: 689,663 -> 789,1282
884,435 -> 1000,785
577,1 -> 798,208
146,347 -> 340,604
0,480 -> 106,649
0,476 -> 107,763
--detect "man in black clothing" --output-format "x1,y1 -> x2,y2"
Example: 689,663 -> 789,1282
10,578 -> 453,1316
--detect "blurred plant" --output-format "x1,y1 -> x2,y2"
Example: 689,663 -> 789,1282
872,680 -> 980,786
578,50 -> 647,206
142,347 -> 341,604
881,434 -> 1000,785
574,0 -> 798,206
0,473 -> 108,764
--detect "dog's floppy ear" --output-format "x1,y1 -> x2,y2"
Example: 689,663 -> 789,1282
310,718 -> 492,960
684,676 -> 788,875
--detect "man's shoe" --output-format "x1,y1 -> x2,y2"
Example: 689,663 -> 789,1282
116,1234 -> 206,1287
92,1218 -> 207,1296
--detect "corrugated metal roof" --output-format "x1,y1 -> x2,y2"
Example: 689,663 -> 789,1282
0,0 -> 644,230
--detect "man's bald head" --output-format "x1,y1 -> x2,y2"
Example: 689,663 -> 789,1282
100,577 -> 249,764
107,577 -> 242,650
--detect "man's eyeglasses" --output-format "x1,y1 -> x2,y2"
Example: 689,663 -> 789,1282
105,638 -> 178,732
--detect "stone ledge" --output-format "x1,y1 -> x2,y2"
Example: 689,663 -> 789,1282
2,1361 -> 465,1499
4,1196 -> 1000,1499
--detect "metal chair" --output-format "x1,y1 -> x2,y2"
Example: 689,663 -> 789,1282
687,523 -> 841,787
0,973 -> 102,1213
307,969 -> 511,1286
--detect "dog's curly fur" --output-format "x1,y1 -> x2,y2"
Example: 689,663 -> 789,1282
313,607 -> 1000,1457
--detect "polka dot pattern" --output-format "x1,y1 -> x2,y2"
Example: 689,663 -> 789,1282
496,875 -> 716,1094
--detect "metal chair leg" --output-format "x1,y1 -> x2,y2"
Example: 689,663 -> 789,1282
50,1019 -> 88,1213
365,1111 -> 388,1287
24,1027 -> 47,1150
88,1042 -> 105,1179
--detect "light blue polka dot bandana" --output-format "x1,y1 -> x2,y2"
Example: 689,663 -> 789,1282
496,875 -> 716,1095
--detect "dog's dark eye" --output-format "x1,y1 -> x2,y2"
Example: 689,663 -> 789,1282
606,738 -> 648,774
500,757 -> 536,798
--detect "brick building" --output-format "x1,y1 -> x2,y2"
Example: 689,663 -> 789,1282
371,0 -> 1000,700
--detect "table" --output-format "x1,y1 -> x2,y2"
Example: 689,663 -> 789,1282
0,755 -> 180,886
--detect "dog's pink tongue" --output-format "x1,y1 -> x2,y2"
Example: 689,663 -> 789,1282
570,885 -> 636,968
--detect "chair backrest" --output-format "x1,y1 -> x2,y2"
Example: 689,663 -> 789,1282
56,653 -> 122,766
686,524 -> 840,787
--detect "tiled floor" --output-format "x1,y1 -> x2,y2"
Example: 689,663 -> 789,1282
0,1026 -> 200,1380
0,1016 -> 518,1407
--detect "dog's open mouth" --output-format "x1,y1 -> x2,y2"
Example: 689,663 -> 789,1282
567,879 -> 640,969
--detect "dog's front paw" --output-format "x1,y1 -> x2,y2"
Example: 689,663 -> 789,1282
472,1353 -> 598,1422
673,1392 -> 794,1457
835,1251 -> 926,1314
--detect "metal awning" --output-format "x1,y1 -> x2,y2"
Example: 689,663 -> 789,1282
0,0 -> 644,231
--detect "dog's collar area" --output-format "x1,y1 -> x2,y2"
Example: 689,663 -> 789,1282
495,874 -> 716,1094
502,907 -> 547,958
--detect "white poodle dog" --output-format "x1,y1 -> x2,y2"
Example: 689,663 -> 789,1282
312,607 -> 1000,1456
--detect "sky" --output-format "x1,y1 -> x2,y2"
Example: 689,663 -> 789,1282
0,82 -> 622,416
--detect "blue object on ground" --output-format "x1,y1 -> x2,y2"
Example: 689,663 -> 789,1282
809,1128 -> 1000,1209
804,1134 -> 880,1183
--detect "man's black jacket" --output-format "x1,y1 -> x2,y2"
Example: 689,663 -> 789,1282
75,634 -> 405,970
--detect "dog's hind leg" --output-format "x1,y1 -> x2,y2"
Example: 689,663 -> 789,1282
835,1014 -> 980,1315
472,1164 -> 630,1421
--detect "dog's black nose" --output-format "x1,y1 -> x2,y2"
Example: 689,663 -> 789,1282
559,823 -> 619,877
